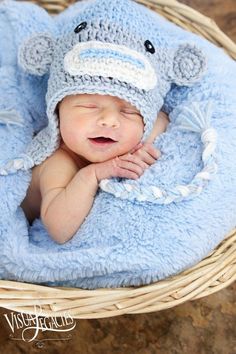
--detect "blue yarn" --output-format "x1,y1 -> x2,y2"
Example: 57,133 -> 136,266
80,48 -> 145,69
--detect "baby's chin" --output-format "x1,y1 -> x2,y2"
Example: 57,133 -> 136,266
83,149 -> 127,163
85,154 -> 116,163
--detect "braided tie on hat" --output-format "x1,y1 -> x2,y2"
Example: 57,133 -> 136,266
99,101 -> 218,204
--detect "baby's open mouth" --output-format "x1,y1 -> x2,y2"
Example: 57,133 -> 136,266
89,137 -> 117,144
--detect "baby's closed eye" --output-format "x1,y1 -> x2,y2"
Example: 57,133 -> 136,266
75,104 -> 98,109
73,104 -> 99,114
120,108 -> 142,117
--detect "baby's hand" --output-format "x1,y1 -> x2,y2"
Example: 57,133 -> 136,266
93,143 -> 160,181
130,142 -> 161,169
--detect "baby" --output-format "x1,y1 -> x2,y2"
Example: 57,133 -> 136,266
21,93 -> 169,244
13,6 -> 179,244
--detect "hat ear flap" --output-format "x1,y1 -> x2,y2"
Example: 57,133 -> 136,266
18,33 -> 55,76
169,43 -> 207,86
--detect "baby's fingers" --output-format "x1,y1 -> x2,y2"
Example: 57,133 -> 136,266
115,156 -> 146,177
118,153 -> 149,170
141,143 -> 161,159
129,143 -> 143,154
133,144 -> 161,165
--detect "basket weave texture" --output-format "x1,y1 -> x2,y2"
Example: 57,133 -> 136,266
1,0 -> 235,319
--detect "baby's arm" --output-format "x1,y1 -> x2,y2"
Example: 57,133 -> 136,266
40,148 -> 158,244
39,149 -> 97,244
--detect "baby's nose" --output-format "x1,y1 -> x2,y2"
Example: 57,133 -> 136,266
97,111 -> 120,128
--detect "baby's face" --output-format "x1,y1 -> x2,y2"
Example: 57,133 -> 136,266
58,93 -> 144,163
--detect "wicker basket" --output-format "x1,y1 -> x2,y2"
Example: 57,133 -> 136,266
1,0 -> 235,319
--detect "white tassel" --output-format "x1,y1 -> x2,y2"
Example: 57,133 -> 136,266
175,101 -> 212,133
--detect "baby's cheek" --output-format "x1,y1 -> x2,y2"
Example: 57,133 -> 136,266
130,123 -> 144,144
60,122 -> 79,148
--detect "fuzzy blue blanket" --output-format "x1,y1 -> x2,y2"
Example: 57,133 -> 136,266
0,0 -> 235,288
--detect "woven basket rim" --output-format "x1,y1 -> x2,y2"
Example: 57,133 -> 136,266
1,229 -> 235,319
1,0 -> 235,318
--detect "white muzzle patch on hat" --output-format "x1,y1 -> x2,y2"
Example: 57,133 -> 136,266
64,41 -> 157,91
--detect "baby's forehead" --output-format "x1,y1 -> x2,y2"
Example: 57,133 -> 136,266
65,93 -> 139,109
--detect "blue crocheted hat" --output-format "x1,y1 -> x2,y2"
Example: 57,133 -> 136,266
1,0 -> 207,173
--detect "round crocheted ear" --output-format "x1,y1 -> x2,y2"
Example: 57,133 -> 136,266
168,43 -> 207,86
18,33 -> 55,76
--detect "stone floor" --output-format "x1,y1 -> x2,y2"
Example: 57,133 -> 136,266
0,0 -> 235,353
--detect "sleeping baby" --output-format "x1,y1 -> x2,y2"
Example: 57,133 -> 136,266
15,4 -> 204,244
21,92 -> 169,243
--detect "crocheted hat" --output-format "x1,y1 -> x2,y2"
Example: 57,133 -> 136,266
1,0 -> 207,174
